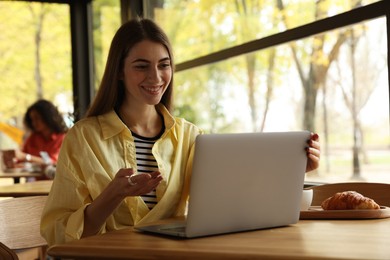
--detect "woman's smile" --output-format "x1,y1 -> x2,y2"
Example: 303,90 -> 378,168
142,85 -> 164,95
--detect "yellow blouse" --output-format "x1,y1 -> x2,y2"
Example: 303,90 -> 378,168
40,104 -> 202,246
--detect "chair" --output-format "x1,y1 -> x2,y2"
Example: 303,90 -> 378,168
308,182 -> 390,207
0,242 -> 18,260
0,196 -> 48,260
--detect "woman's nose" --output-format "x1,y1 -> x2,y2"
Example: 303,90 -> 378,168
147,67 -> 161,82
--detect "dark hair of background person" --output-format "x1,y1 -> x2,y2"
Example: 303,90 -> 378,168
86,17 -> 175,118
24,99 -> 68,133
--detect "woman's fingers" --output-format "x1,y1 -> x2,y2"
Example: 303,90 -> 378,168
305,133 -> 321,172
116,168 -> 135,178
122,170 -> 162,195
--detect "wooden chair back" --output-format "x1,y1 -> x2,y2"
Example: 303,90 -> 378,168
0,196 -> 48,259
0,242 -> 18,260
308,182 -> 390,207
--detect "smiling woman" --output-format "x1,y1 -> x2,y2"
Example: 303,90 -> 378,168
39,18 -> 202,247
40,17 -> 320,247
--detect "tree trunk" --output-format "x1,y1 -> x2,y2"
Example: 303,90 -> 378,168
245,53 -> 258,131
260,48 -> 276,132
29,3 -> 46,99
349,29 -> 362,178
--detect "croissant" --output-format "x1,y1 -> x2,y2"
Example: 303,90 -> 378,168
321,191 -> 380,210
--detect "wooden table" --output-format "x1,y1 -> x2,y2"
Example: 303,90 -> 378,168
0,180 -> 52,197
47,218 -> 390,260
0,170 -> 44,183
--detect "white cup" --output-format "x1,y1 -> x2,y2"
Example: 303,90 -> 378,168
301,189 -> 313,211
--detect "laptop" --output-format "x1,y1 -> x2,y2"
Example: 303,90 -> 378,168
135,131 -> 310,238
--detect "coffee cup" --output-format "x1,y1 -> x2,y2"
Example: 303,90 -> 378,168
301,189 -> 313,211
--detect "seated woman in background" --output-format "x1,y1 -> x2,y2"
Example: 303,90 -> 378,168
15,99 -> 68,179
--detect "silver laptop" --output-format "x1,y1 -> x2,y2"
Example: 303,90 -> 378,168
135,131 -> 310,238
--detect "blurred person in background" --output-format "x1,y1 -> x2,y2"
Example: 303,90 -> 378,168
15,99 -> 68,180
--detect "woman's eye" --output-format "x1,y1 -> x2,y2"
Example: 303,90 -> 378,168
160,63 -> 171,69
135,64 -> 148,69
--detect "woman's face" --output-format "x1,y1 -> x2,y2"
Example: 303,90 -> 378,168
29,109 -> 47,133
121,40 -> 172,107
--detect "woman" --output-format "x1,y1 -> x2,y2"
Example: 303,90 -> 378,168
16,99 -> 67,175
40,18 -> 321,246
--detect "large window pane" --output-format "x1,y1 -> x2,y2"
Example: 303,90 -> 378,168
0,0 -> 121,150
0,1 -> 72,149
174,17 -> 389,183
151,0 -> 380,63
92,0 -> 121,91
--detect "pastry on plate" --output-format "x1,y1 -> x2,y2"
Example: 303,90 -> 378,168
321,191 -> 380,210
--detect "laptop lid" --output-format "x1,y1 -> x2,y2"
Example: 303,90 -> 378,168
135,131 -> 310,238
185,131 -> 310,237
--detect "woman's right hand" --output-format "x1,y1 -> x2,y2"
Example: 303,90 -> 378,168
114,168 -> 163,197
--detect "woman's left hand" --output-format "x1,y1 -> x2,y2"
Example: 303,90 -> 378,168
305,133 -> 320,172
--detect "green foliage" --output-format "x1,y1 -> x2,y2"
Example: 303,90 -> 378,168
92,0 -> 121,90
0,2 -> 71,126
0,0 -> 120,127
159,0 -> 382,134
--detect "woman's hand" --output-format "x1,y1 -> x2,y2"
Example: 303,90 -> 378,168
14,150 -> 45,165
305,133 -> 320,172
14,150 -> 26,161
115,168 -> 163,197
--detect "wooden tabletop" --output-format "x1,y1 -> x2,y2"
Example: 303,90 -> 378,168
0,169 -> 45,184
0,171 -> 43,179
47,218 -> 390,260
0,180 -> 52,197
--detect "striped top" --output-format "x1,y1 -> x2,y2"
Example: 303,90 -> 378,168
132,129 -> 164,210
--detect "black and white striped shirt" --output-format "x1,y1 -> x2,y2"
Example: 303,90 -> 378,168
132,130 -> 164,210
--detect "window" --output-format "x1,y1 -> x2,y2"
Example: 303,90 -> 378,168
91,0 -> 121,91
147,0 -> 390,183
0,0 -> 120,146
152,0 -> 381,63
0,1 -> 72,147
